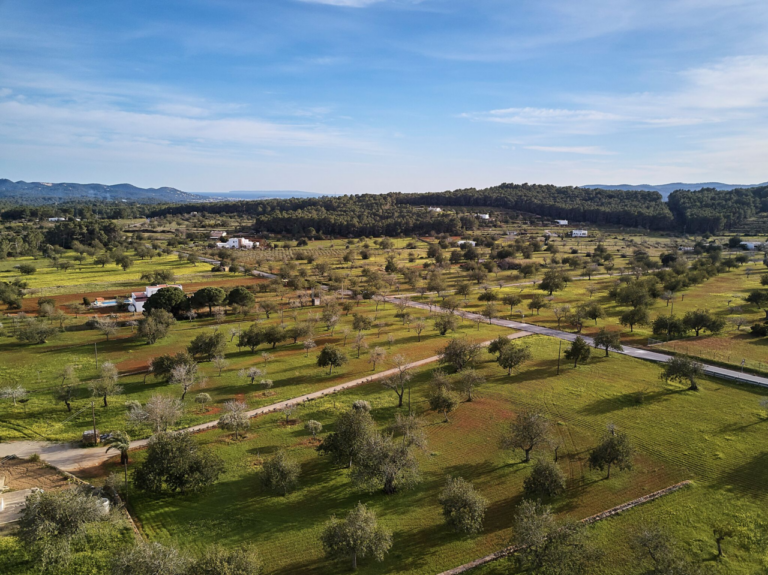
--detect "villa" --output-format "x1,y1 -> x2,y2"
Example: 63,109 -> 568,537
572,230 -> 588,238
216,237 -> 257,249
128,284 -> 183,313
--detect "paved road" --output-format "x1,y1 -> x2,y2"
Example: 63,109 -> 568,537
0,332 -> 530,472
386,296 -> 768,388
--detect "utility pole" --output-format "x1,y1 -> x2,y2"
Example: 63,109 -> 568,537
91,400 -> 97,444
556,340 -> 562,376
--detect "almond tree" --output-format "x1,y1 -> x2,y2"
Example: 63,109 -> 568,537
381,354 -> 412,408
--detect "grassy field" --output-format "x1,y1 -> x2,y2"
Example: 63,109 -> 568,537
109,335 -> 768,574
0,297 -> 508,442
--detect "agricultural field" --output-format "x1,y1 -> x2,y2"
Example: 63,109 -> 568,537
3,215 -> 768,575
0,287 -> 508,442
12,335 -> 761,575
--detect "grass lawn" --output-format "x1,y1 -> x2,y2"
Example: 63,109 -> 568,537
118,335 -> 768,574
0,299 -> 508,442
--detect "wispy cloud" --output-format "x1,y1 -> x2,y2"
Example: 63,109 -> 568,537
525,145 -> 615,155
298,0 -> 385,7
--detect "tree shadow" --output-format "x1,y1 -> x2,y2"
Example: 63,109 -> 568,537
578,388 -> 686,416
713,451 -> 768,497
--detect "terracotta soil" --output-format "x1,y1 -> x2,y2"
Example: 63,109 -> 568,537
0,458 -> 69,491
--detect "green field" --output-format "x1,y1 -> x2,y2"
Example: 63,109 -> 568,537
107,335 -> 768,574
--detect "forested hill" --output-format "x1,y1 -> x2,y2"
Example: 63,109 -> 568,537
0,179 -> 200,204
148,183 -> 675,235
667,186 -> 768,233
4,180 -> 767,235
398,184 -> 673,230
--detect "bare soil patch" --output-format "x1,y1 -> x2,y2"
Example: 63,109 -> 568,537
0,457 -> 69,491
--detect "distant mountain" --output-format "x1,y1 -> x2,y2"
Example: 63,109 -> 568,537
0,179 -> 201,204
192,190 -> 326,201
583,182 -> 768,200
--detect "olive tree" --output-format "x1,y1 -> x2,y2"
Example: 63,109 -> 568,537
588,427 -> 633,479
113,542 -> 189,575
261,450 -> 301,495
513,499 -> 599,575
592,328 -> 623,357
351,432 -> 420,495
89,361 -> 122,407
500,411 -> 550,463
523,459 -> 566,498
320,503 -> 392,570
318,406 -> 376,468
564,336 -> 591,367
439,337 -> 481,371
439,476 -> 488,534
660,355 -> 704,391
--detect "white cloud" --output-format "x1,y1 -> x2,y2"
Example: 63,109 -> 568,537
0,97 -> 379,156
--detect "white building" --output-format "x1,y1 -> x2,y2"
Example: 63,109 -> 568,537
458,240 -> 476,247
740,241 -> 764,251
475,213 -> 490,220
128,284 -> 183,313
572,230 -> 588,238
427,207 -> 442,212
216,237 -> 257,249
678,246 -> 695,252
48,217 -> 66,222
555,219 -> 568,226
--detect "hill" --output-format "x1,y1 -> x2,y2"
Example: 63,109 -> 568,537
584,181 -> 768,200
192,190 -> 325,200
0,179 -> 201,204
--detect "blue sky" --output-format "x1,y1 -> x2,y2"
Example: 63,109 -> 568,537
2,0 -> 768,194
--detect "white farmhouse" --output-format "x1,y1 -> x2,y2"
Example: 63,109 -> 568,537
555,219 -> 568,226
216,237 -> 257,249
572,230 -> 588,238
475,213 -> 490,220
48,217 -> 66,222
128,284 -> 183,313
427,207 -> 442,213
457,240 -> 476,247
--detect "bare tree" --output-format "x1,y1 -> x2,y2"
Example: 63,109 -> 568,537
169,362 -> 203,400
212,355 -> 228,376
218,400 -> 250,440
303,338 -> 317,357
89,362 -> 122,407
260,352 -> 274,373
128,394 -> 183,432
381,354 -> 413,408
369,346 -> 387,371
354,333 -> 368,358
93,316 -> 118,340
238,367 -> 264,385
1,384 -> 28,406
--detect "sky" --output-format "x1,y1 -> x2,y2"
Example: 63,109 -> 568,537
2,0 -> 768,194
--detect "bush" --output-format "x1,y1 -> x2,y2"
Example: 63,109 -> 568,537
261,450 -> 301,495
439,476 -> 488,534
523,459 -> 567,498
